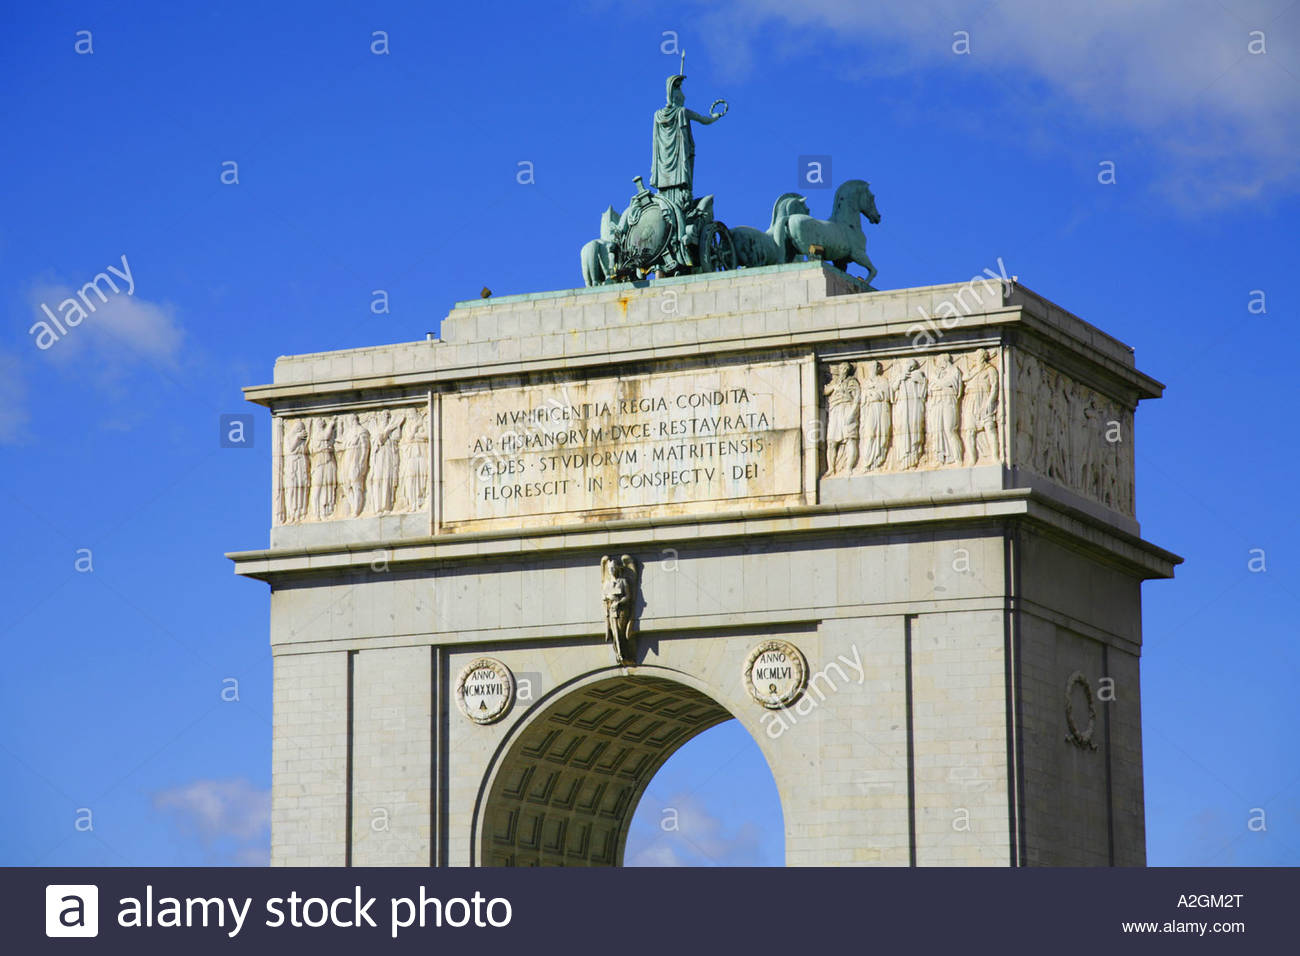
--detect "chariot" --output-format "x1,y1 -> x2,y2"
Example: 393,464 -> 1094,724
605,175 -> 737,281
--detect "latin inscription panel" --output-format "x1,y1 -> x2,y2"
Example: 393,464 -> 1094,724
441,360 -> 805,528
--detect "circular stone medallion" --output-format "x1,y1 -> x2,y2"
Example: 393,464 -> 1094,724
743,640 -> 808,709
456,658 -> 515,724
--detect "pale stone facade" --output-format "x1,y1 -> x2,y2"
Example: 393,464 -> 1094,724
231,262 -> 1177,866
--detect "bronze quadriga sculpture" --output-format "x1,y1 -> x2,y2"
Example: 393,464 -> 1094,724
581,67 -> 881,288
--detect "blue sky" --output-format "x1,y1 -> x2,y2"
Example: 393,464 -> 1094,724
1,1 -> 1297,867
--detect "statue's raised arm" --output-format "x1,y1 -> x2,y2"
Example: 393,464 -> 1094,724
684,107 -> 723,125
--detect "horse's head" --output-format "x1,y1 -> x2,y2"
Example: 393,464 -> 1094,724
599,204 -> 620,242
858,181 -> 881,224
837,179 -> 881,225
770,192 -> 809,226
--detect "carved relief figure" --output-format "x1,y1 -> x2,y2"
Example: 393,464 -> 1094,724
1014,353 -> 1038,466
400,412 -> 430,511
819,349 -> 1009,480
1102,421 -> 1122,510
370,409 -> 403,514
892,359 -> 928,468
1037,367 -> 1061,478
1011,351 -> 1135,515
601,554 -> 639,665
854,360 -> 892,472
1065,385 -> 1085,490
931,353 -> 963,464
341,414 -> 371,517
275,406 -> 432,525
1110,411 -> 1134,513
963,348 -> 1000,464
284,420 -> 310,523
1051,380 -> 1073,482
308,417 -> 338,519
1078,396 -> 1100,497
823,363 -> 861,475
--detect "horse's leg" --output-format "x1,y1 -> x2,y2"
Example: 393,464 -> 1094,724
856,248 -> 878,285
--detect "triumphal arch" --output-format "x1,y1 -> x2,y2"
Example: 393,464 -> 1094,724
229,69 -> 1177,867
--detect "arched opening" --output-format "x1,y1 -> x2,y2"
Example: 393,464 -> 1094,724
477,673 -> 779,866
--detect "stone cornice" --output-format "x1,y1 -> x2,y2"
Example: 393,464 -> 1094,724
240,264 -> 1162,408
227,486 -> 1180,583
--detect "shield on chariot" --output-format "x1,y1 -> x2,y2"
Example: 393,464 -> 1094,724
620,194 -> 675,270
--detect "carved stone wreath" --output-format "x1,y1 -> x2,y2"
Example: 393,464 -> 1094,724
1064,671 -> 1099,751
742,639 -> 808,709
455,657 -> 515,725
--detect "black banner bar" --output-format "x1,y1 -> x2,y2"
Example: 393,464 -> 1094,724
12,867 -> 1288,954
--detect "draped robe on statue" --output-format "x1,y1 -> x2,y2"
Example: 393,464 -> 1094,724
652,104 -> 695,203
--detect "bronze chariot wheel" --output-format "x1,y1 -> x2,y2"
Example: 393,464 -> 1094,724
699,221 -> 737,273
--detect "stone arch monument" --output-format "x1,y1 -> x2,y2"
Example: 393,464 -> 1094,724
230,261 -> 1177,866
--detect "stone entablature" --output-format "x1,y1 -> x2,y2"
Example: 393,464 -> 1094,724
243,263 -> 1161,546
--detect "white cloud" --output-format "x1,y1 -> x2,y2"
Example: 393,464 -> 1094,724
626,792 -> 767,866
154,778 -> 270,845
232,844 -> 271,866
21,270 -> 186,414
695,0 -> 1300,205
629,843 -> 686,866
28,280 -> 183,371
